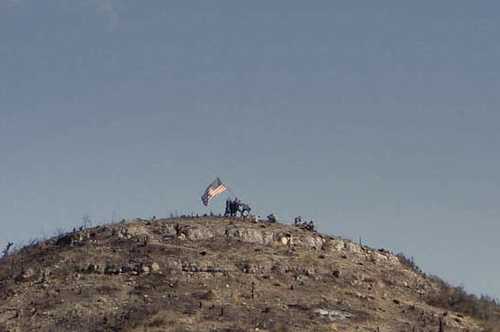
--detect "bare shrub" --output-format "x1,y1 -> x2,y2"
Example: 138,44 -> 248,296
82,214 -> 92,229
396,253 -> 500,324
396,252 -> 421,274
1,242 -> 13,258
425,274 -> 500,322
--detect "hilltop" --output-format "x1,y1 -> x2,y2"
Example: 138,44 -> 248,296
0,217 -> 498,331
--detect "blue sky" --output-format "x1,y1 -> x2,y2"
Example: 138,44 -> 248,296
1,1 -> 499,298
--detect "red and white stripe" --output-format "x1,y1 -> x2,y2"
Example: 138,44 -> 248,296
208,185 -> 226,197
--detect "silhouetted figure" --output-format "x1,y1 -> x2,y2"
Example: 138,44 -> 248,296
225,199 -> 231,217
306,220 -> 315,232
267,214 -> 277,223
223,198 -> 252,218
237,201 -> 251,218
293,217 -> 315,232
230,199 -> 237,217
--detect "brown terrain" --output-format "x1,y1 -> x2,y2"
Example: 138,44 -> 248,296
0,216 -> 499,331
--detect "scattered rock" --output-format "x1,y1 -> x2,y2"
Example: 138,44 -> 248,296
304,268 -> 316,276
369,251 -> 388,264
20,268 -> 35,281
225,227 -> 273,245
314,308 -> 352,321
183,226 -> 214,241
345,242 -> 362,254
0,217 -> 488,332
327,239 -> 345,252
104,264 -> 121,275
279,235 -> 291,246
299,235 -> 325,250
151,262 -> 161,272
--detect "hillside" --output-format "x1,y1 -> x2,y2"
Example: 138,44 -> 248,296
0,217 -> 498,331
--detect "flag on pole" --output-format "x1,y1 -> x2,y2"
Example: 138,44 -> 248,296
201,177 -> 227,206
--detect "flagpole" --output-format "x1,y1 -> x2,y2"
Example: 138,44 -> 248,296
224,183 -> 238,199
218,178 -> 239,200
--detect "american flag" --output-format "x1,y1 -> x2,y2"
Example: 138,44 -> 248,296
201,177 -> 227,206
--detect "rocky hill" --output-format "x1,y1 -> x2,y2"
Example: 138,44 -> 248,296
0,217 -> 498,331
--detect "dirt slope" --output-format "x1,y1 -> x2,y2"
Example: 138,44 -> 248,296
0,217 -> 493,331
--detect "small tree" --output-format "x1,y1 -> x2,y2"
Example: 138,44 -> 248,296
2,242 -> 14,258
82,214 -> 92,229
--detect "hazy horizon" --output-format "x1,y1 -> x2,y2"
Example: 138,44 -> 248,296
1,1 -> 499,298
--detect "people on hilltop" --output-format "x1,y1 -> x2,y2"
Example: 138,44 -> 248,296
267,214 -> 277,223
305,220 -> 315,232
293,216 -> 315,232
225,198 -> 249,217
225,199 -> 231,216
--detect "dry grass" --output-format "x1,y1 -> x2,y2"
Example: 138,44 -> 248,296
0,218 -> 498,332
397,252 -> 500,326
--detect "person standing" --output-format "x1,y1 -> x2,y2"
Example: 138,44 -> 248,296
225,199 -> 231,216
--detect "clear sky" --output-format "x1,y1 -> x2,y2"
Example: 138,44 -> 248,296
1,1 -> 499,298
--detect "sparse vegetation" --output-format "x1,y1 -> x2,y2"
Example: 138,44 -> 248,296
0,217 -> 498,331
396,252 -> 422,274
397,252 -> 500,327
425,275 -> 500,323
1,242 -> 13,258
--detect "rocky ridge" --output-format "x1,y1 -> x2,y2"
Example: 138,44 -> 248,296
0,217 -> 492,331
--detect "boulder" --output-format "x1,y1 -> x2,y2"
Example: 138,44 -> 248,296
275,233 -> 292,246
151,262 -> 161,272
369,251 -> 388,264
225,227 -> 274,245
20,268 -> 36,281
329,239 -> 346,252
300,235 -> 325,249
345,242 -> 362,254
104,264 -> 121,275
160,224 -> 177,239
184,226 -> 214,241
314,308 -> 352,321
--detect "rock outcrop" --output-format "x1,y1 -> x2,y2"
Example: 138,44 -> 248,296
0,217 -> 491,332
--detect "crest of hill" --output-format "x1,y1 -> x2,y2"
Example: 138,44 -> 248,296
0,216 -> 499,331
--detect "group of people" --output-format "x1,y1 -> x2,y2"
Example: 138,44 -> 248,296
294,216 -> 315,232
225,198 -> 252,217
224,198 -> 240,217
222,200 -> 314,231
